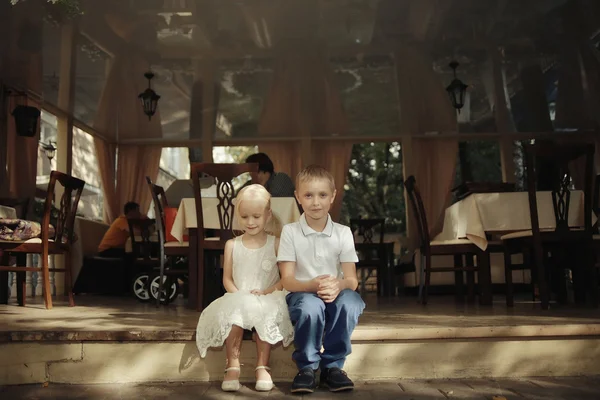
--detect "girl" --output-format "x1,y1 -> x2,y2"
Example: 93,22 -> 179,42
195,184 -> 294,392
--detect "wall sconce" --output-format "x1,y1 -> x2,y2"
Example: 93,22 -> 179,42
40,140 -> 56,162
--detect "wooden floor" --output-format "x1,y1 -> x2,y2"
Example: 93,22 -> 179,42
2,293 -> 600,342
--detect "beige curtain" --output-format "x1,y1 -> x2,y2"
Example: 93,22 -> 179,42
2,2 -> 42,199
93,138 -> 118,222
258,44 -> 352,220
312,141 -> 353,221
116,145 -> 162,215
395,46 -> 458,245
94,54 -> 163,221
258,142 -> 302,184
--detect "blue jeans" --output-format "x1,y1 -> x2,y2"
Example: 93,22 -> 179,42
286,289 -> 365,371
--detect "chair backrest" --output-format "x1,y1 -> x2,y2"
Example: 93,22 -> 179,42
350,218 -> 385,244
403,176 -> 431,254
41,171 -> 85,247
524,142 -> 595,238
190,163 -> 258,242
146,177 -> 168,245
0,197 -> 30,219
127,218 -> 156,260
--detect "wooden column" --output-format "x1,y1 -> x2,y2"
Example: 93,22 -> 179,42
489,46 -> 516,183
0,85 -> 8,196
394,51 -> 416,243
0,1 -> 10,195
519,63 -> 553,132
56,22 -> 77,176
55,22 -> 78,297
188,59 -> 215,166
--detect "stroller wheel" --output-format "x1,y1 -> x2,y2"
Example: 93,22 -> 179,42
132,272 -> 151,302
149,274 -> 179,304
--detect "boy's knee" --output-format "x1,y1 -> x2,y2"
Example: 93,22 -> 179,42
288,293 -> 325,320
334,290 -> 365,314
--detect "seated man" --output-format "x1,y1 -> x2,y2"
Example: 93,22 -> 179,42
244,152 -> 295,197
97,202 -> 142,258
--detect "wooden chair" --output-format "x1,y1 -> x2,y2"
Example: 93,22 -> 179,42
0,197 -> 31,219
403,175 -> 492,305
0,171 -> 85,309
501,142 -> 596,309
190,162 -> 258,311
146,176 -> 188,306
127,218 -> 158,262
350,218 -> 391,296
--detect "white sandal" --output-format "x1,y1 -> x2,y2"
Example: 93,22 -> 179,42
221,366 -> 241,392
255,365 -> 274,392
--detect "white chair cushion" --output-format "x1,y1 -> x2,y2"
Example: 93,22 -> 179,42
165,241 -> 189,248
501,227 -> 585,240
0,238 -> 56,244
430,238 -> 473,246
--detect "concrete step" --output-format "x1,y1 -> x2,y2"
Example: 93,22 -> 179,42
2,330 -> 600,385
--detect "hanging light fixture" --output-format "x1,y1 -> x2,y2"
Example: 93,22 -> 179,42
138,71 -> 160,120
446,61 -> 468,113
40,140 -> 56,162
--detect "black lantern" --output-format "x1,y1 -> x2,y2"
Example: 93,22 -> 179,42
446,61 -> 468,113
40,141 -> 56,162
12,105 -> 41,137
138,72 -> 160,120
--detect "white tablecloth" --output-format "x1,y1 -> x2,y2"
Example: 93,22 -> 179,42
0,206 -> 17,219
171,197 -> 301,242
436,191 -> 595,250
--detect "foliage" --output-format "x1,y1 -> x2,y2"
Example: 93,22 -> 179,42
10,0 -> 83,21
340,142 -> 406,233
454,140 -> 502,192
32,198 -> 60,227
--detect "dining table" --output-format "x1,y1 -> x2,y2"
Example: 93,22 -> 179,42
436,191 -> 594,249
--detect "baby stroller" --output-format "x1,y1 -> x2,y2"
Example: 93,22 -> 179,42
132,177 -> 190,305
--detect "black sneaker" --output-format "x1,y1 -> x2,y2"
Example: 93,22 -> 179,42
320,368 -> 355,392
291,367 -> 317,394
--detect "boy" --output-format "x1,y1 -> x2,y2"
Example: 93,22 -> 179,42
277,165 -> 365,394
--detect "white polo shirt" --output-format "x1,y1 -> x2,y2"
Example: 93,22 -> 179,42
277,214 -> 359,281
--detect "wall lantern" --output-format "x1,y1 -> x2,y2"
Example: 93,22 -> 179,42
445,61 -> 468,113
40,140 -> 56,162
138,72 -> 160,120
12,104 -> 41,137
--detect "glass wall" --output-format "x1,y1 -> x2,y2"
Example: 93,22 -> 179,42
340,142 -> 405,233
71,128 -> 103,220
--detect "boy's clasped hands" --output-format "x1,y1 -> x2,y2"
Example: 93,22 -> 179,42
313,274 -> 342,303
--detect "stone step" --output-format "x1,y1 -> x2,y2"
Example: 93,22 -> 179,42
2,333 -> 600,385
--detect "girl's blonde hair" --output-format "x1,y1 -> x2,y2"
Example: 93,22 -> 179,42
234,184 -> 282,237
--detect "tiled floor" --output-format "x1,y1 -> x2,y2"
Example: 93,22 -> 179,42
3,377 -> 600,399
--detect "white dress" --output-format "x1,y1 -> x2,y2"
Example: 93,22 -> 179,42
196,235 -> 294,357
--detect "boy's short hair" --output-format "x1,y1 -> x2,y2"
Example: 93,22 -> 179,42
296,165 -> 336,192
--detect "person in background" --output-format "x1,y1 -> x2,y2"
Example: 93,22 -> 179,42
244,153 -> 295,197
97,202 -> 142,258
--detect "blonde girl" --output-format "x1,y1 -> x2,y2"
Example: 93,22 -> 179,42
195,184 -> 293,392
